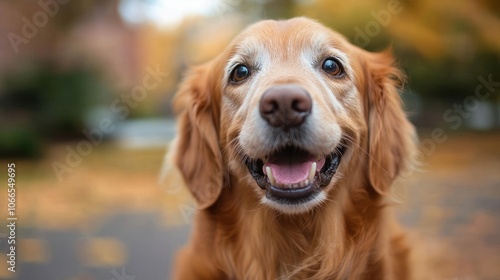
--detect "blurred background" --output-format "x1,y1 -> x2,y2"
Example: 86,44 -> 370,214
0,0 -> 499,279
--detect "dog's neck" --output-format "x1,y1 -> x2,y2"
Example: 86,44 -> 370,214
202,172 -> 388,279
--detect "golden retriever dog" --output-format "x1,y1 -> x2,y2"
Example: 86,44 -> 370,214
168,17 -> 416,280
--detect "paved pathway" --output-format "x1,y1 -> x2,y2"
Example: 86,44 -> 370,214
0,132 -> 499,280
1,214 -> 190,280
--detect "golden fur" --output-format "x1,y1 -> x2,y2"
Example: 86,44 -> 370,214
169,17 -> 416,280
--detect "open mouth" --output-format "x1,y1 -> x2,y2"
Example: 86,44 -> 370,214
245,143 -> 346,205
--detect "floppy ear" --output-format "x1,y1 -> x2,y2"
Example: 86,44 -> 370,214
363,50 -> 416,195
172,62 -> 223,209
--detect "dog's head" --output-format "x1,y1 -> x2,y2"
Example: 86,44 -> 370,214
171,17 -> 415,213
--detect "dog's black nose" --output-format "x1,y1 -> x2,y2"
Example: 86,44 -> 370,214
259,85 -> 312,130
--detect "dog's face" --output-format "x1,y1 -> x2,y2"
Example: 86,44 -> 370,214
221,19 -> 364,213
171,18 -> 415,214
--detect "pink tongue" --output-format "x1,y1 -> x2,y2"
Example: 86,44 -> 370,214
267,161 -> 313,185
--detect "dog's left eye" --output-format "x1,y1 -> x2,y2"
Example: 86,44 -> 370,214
230,64 -> 250,83
322,58 -> 343,76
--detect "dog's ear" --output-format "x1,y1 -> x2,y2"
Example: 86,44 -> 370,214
172,61 -> 223,209
362,50 -> 416,195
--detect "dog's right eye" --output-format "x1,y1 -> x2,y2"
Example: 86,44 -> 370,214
322,58 -> 344,77
230,65 -> 250,83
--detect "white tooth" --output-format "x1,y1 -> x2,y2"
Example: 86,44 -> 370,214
309,162 -> 316,181
304,179 -> 309,186
266,166 -> 276,185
